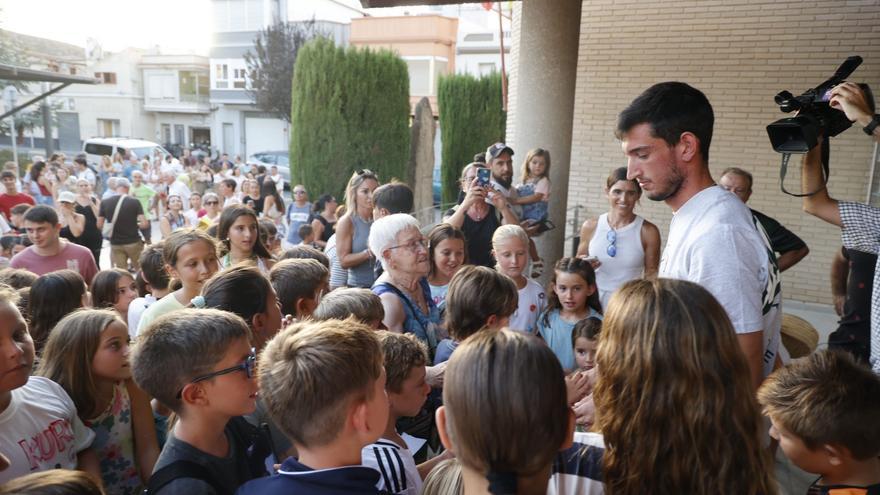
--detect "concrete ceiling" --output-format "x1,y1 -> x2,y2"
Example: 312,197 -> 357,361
359,0 -> 514,7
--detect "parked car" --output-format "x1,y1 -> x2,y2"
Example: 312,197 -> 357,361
82,137 -> 170,166
247,151 -> 290,190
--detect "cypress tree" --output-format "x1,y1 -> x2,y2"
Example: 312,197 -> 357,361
437,72 -> 506,205
291,38 -> 410,202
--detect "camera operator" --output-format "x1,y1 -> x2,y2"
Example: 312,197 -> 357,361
801,81 -> 880,372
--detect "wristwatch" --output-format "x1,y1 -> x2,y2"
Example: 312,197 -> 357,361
864,114 -> 880,135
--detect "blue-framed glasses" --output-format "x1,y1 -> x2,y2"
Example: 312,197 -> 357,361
176,348 -> 257,398
606,229 -> 617,258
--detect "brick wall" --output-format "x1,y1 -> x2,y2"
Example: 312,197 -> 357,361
566,0 -> 880,304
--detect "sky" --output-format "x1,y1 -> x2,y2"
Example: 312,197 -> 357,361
1,0 -> 214,54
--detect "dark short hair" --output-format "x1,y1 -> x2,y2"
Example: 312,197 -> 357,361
10,203 -> 31,216
616,81 -> 714,162
23,204 -> 58,225
221,178 -> 237,190
0,170 -> 15,180
269,258 -> 328,317
297,223 -> 313,240
279,245 -> 330,268
138,243 -> 169,291
372,181 -> 414,215
572,317 -> 602,347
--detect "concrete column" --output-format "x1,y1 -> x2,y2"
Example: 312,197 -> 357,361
508,0 -> 581,280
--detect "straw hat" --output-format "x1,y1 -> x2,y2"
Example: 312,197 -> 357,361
780,313 -> 819,358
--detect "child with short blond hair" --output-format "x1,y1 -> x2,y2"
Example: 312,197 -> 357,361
237,319 -> 389,495
758,350 -> 880,493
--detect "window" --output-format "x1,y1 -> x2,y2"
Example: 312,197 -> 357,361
84,143 -> 113,156
405,59 -> 431,96
215,64 -> 229,89
233,68 -> 247,89
161,124 -> 171,144
213,0 -> 264,32
95,72 -> 117,84
148,73 -> 176,101
96,119 -> 120,138
174,124 -> 185,145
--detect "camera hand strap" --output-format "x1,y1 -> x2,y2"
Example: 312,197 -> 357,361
779,139 -> 830,197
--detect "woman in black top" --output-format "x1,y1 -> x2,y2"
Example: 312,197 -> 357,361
60,179 -> 103,267
308,194 -> 339,247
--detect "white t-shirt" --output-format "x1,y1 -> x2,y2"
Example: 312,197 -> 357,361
0,377 -> 95,484
361,437 -> 421,495
509,278 -> 546,334
127,294 -> 157,338
660,186 -> 780,376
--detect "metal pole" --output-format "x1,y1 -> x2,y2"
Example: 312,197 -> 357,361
41,83 -> 53,156
8,115 -> 17,165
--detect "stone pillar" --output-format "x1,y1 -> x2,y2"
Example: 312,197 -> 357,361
507,0 -> 581,280
408,97 -> 436,225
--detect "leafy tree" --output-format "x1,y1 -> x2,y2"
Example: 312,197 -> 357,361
438,72 -> 506,204
290,38 -> 410,202
244,20 -> 321,124
0,28 -> 57,142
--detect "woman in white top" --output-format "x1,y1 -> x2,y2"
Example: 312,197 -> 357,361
576,167 -> 661,309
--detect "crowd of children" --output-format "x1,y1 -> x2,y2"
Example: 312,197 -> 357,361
0,144 -> 878,495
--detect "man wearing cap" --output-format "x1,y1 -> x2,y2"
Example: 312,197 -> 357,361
486,142 -> 518,204
98,177 -> 149,271
10,204 -> 98,284
0,170 -> 34,222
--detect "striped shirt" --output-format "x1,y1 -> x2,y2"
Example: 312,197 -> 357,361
361,438 -> 420,495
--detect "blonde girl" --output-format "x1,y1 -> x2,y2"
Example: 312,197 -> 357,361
38,309 -> 159,494
594,278 -> 776,494
217,205 -> 275,273
491,225 -> 544,334
512,148 -> 552,228
136,229 -> 220,333
537,257 -> 601,371
336,169 -> 380,288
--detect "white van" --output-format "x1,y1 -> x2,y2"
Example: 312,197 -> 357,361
82,137 -> 170,166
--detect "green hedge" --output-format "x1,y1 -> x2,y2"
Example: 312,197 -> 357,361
437,72 -> 506,205
290,38 -> 410,203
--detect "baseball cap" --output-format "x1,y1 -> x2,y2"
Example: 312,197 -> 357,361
486,142 -> 514,160
58,191 -> 76,204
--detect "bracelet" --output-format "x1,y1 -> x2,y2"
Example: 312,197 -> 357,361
864,114 -> 880,135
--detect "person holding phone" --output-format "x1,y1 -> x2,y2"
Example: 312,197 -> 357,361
444,162 -> 519,268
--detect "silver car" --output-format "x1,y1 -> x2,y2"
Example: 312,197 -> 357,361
247,151 -> 290,190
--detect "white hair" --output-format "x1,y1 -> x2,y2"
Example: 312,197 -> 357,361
368,213 -> 421,271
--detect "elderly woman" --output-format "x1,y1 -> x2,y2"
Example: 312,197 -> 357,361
369,213 -> 441,350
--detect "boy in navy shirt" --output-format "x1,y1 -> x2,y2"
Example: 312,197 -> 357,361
237,318 -> 390,495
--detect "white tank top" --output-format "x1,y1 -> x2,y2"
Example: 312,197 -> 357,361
588,213 -> 645,310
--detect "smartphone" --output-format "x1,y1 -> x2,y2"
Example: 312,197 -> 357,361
477,168 -> 491,187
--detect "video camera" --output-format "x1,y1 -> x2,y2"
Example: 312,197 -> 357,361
766,56 -> 868,196
767,56 -> 862,153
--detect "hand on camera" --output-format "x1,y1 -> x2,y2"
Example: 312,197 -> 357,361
829,82 -> 873,126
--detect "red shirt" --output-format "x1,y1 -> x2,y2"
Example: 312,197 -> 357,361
0,192 -> 35,219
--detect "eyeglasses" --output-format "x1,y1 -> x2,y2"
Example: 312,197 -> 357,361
606,229 -> 617,258
205,201 -> 219,205
294,190 -> 306,195
388,238 -> 428,254
176,348 -> 256,398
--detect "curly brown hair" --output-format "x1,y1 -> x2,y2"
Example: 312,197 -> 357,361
594,278 -> 776,495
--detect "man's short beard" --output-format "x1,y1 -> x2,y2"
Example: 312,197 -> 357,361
646,162 -> 685,202
493,174 -> 512,189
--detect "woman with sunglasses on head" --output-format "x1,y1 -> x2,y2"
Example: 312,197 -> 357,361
576,167 -> 660,309
336,169 -> 380,288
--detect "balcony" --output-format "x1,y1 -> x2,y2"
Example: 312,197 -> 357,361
144,93 -> 211,114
